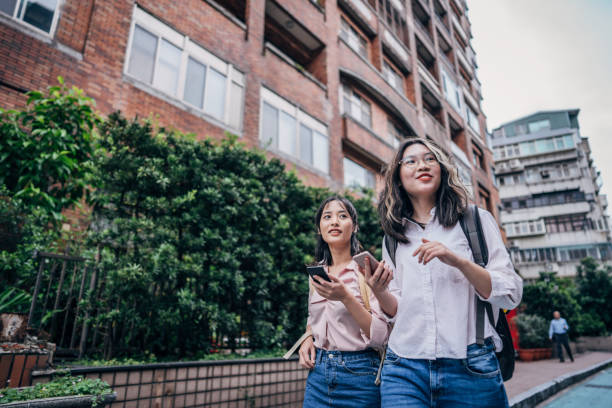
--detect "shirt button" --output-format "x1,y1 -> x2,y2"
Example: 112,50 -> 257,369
328,353 -> 334,358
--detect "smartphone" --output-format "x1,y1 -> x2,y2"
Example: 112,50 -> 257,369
353,251 -> 380,271
306,265 -> 331,282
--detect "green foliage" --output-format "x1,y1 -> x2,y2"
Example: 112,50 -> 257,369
0,374 -> 111,406
0,77 -> 98,223
514,314 -> 550,348
0,187 -> 59,289
575,257 -> 612,334
521,272 -> 582,339
0,287 -> 31,314
86,113 -> 382,358
521,259 -> 612,338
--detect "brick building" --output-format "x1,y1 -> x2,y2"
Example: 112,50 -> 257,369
0,0 -> 500,218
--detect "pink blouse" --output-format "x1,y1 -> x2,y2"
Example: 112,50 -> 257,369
307,260 -> 391,351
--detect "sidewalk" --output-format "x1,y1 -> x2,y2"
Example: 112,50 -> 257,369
505,351 -> 612,404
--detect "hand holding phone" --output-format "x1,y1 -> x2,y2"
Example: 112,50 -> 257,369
353,251 -> 380,272
307,265 -> 331,282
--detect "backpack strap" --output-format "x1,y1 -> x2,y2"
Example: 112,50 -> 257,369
384,234 -> 398,269
459,205 -> 495,345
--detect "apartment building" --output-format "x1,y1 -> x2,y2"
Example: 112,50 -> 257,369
491,110 -> 611,279
0,0 -> 499,218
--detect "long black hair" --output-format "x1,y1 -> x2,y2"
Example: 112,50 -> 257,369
314,196 -> 361,266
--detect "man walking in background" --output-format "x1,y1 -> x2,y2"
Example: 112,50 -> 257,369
549,311 -> 574,363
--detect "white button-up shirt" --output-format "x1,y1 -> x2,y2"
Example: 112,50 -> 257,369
384,207 -> 523,359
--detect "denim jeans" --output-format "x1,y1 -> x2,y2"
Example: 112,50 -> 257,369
381,338 -> 509,408
303,348 -> 381,408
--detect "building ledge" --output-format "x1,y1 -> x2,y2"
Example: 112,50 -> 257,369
203,0 -> 247,31
264,42 -> 327,91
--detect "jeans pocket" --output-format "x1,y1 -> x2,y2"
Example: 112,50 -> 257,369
341,358 -> 377,376
462,350 -> 501,378
384,349 -> 401,366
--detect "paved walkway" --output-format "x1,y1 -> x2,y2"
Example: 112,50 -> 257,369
537,367 -> 612,407
505,351 -> 612,399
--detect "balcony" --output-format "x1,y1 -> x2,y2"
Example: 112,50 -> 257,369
414,18 -> 435,55
455,46 -> 473,78
382,29 -> 412,72
342,114 -> 395,165
337,0 -> 377,37
505,219 -> 546,238
451,15 -> 468,45
422,105 -> 448,142
501,201 -> 591,223
264,0 -> 326,84
599,194 -> 608,210
418,62 -> 441,97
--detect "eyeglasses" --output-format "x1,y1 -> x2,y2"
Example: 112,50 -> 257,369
399,154 -> 439,168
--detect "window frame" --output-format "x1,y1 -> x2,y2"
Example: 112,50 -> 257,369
343,157 -> 376,190
260,86 -> 330,175
0,0 -> 62,36
124,6 -> 246,131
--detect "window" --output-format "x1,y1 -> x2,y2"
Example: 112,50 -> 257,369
383,60 -> 403,94
378,0 -> 408,45
387,120 -> 403,148
440,67 -> 462,113
472,144 -> 485,170
340,17 -> 367,58
344,158 -> 376,190
466,105 -> 480,133
125,7 -> 245,130
341,85 -> 372,128
0,0 -> 60,34
528,119 -> 550,133
260,87 -> 329,174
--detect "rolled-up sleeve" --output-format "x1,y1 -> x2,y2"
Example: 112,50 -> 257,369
362,292 -> 392,349
476,209 -> 523,310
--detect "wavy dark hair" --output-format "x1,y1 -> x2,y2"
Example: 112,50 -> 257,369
314,196 -> 361,266
378,137 -> 469,244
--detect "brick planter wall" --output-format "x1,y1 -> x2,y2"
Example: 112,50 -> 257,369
0,351 -> 50,388
33,357 -> 308,408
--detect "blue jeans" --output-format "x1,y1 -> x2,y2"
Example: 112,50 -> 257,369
381,338 -> 509,407
303,348 -> 381,408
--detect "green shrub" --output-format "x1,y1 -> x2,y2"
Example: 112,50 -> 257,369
86,113 -> 382,358
515,314 -> 550,348
0,374 -> 111,406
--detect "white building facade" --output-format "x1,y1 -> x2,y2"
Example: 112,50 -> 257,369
491,110 -> 611,280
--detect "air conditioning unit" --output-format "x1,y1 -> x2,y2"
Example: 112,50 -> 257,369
509,159 -> 521,168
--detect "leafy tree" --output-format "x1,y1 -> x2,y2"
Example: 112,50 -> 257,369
87,113 -> 383,358
575,257 -> 611,335
0,77 -> 98,223
520,272 -> 582,339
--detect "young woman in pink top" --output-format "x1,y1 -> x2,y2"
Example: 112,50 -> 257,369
298,196 -> 393,408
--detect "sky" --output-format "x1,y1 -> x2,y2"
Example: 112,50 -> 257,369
467,0 -> 612,199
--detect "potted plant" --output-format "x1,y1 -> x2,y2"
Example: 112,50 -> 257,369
514,314 -> 552,361
0,373 -> 114,407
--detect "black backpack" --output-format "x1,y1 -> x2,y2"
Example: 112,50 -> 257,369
384,205 -> 516,381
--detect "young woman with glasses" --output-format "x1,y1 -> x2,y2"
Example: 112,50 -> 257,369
373,137 -> 522,407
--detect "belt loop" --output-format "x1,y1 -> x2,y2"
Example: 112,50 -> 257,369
316,348 -> 323,365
